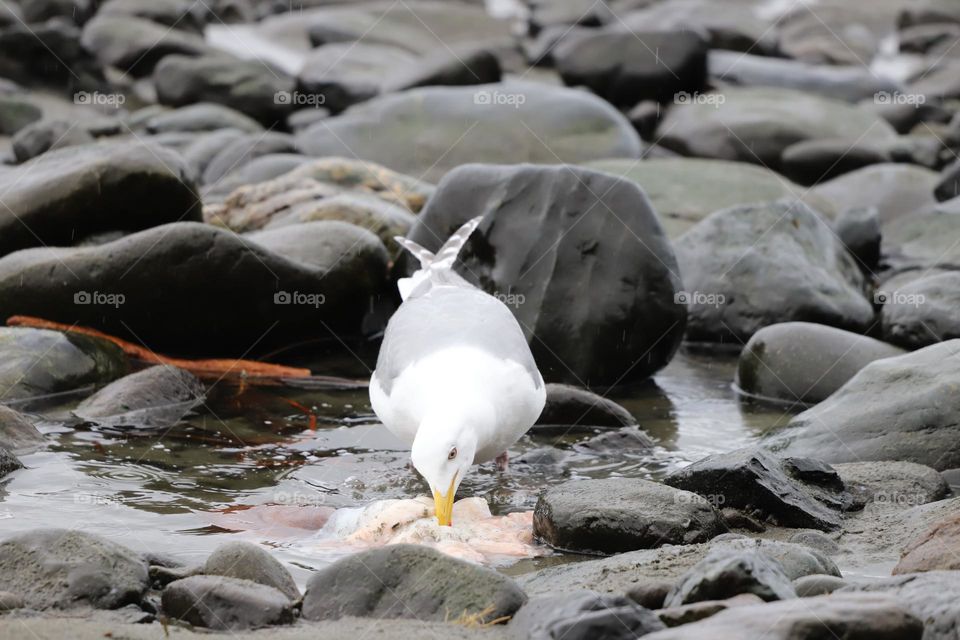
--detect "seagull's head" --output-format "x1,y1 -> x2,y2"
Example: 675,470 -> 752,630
410,403 -> 486,526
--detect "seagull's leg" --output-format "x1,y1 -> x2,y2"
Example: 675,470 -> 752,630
495,451 -> 509,472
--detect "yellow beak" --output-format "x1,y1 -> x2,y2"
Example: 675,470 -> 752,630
432,473 -> 458,526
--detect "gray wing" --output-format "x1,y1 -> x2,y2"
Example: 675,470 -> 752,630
374,286 -> 541,395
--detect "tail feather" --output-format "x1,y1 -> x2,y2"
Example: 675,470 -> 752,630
393,236 -> 434,267
432,216 -> 484,270
394,216 -> 484,300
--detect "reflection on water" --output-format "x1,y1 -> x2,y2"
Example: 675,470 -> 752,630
0,347 -> 797,586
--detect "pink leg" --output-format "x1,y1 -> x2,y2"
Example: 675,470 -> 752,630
495,451 -> 508,472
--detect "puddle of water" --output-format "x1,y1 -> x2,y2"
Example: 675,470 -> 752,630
0,347 -> 796,587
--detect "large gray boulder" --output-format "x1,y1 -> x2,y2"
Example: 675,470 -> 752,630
879,271 -> 960,349
203,541 -> 299,601
81,15 -> 210,75
161,575 -> 294,630
664,549 -> 797,606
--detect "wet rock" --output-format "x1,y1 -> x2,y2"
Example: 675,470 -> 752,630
735,323 -> 904,406
402,163 -> 684,386
0,404 -> 44,454
839,572 -> 960,640
11,118 -> 95,162
202,132 -> 296,185
894,513 -> 960,574
0,95 -> 41,136
509,591 -> 665,640
766,341 -> 960,470
643,593 -> 923,640
657,87 -> 896,170
297,83 -> 642,183
780,139 -> 889,186
81,15 -> 210,75
203,541 -> 298,601
665,447 -> 850,531
297,42 -> 416,113
0,17 -> 96,86
202,153 -> 310,201
0,140 -> 201,257
98,0 -> 206,33
657,593 -> 764,627
880,270 -> 960,349
22,0 -> 95,23
301,544 -> 525,623
73,365 -> 205,430
553,30 -> 707,107
154,54 -> 296,126
246,221 -> 388,275
0,529 -> 148,609
936,159 -> 960,202
626,581 -> 673,609
181,128 -> 248,180
0,328 -> 127,403
533,478 -> 722,554
0,222 -> 387,355
675,199 -> 873,342
384,46 -> 501,94
161,575 -> 294,630
709,50 -> 902,103
664,550 -> 796,606
793,574 -> 848,597
0,447 -> 21,477
573,427 -> 656,456
882,205 -> 960,273
834,206 -> 881,270
536,384 -> 636,429
586,157 -> 833,238
143,103 -> 263,134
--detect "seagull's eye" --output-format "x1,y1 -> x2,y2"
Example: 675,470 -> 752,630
448,447 -> 457,461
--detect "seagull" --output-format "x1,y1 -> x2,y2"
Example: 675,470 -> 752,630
369,216 -> 546,526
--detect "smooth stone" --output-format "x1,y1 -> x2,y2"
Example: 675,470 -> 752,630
626,580 -> 673,609
766,341 -> 960,470
154,54 -> 296,126
787,531 -> 841,556
779,138 -> 890,186
247,220 -> 388,275
72,365 -> 204,430
0,95 -> 41,135
675,199 -> 872,342
839,572 -> 960,640
642,593 -> 923,640
793,574 -> 848,597
657,87 -> 896,170
0,590 -> 24,611
834,206 -> 881,270
383,46 -> 501,94
0,404 -> 44,454
80,15 -> 210,75
536,384 -> 636,429
936,158 -> 960,201
553,30 -> 707,107
882,206 -> 960,273
509,591 -> 665,640
533,478 -> 722,554
0,140 -> 201,257
0,18 -> 95,86
834,461 -> 950,509
0,529 -> 148,610
296,83 -> 642,183
664,447 -> 851,531
144,102 -> 263,134
161,575 -> 294,630
179,128 -> 247,180
664,550 -> 797,606
401,163 -> 684,386
572,427 -> 656,456
0,328 -> 127,403
203,541 -> 298,601
735,323 -> 904,406
97,0 -> 206,33
0,222 -> 387,355
11,118 -> 94,162
202,132 -> 296,185
202,153 -> 311,201
585,157 -> 834,238
301,544 -> 525,623
656,594 -> 764,627
894,513 -> 960,573
880,270 -> 960,348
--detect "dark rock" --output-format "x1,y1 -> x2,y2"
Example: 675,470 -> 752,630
720,508 -> 766,533
0,529 -> 148,609
675,199 -> 873,343
0,222 -> 387,355
553,30 -> 707,107
161,575 -> 294,630
0,96 -> 41,135
296,83 -> 642,183
301,544 -> 525,623
834,206 -> 881,270
0,447 -> 21,477
657,87 -> 896,170
202,153 -> 309,201
935,158 -> 960,202
154,54 -> 296,126
664,550 -> 796,606
793,574 -> 848,597
81,15 -> 210,76
880,270 -> 960,349
0,140 -> 201,257
144,103 -> 263,134
181,128 -> 248,180
780,139 -> 889,186
0,328 -> 127,403
384,46 -> 501,93
642,593 -> 923,640
22,0 -> 95,24
402,163 -> 684,386
201,132 -> 296,184
203,541 -> 299,600
533,478 -> 722,554
98,0 -> 206,33
11,118 -> 95,163
839,572 -> 960,640
246,221 -> 389,273
536,384 -> 636,429
626,581 -> 673,609
709,50 -> 902,103
0,404 -> 44,454
665,447 -> 850,531
765,340 -> 960,470
656,594 -> 764,627
573,427 -> 656,456
73,366 -> 204,430
735,323 -> 904,406
509,591 -> 665,640
0,17 -> 98,86
297,42 -> 416,113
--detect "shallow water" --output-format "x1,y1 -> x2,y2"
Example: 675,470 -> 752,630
0,347 -> 795,587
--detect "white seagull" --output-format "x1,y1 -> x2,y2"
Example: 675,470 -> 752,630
369,217 -> 546,526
